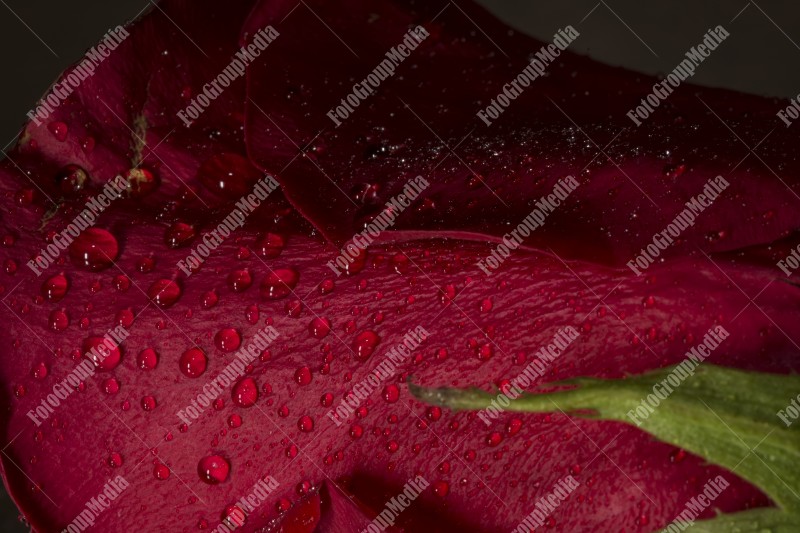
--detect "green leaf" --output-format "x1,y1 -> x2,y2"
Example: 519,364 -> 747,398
408,364 -> 800,530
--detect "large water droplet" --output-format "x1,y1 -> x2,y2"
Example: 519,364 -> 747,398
227,269 -> 252,292
83,336 -> 122,371
197,455 -> 230,484
260,268 -> 299,300
353,330 -> 380,360
42,273 -> 69,302
255,233 -> 285,258
298,415 -> 314,432
69,228 -> 119,271
148,279 -> 181,308
165,222 -> 196,249
137,348 -> 158,370
214,328 -> 241,352
309,317 -> 331,338
232,377 -> 258,407
179,348 -> 207,378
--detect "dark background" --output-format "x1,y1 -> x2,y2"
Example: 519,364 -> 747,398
0,1 -> 798,530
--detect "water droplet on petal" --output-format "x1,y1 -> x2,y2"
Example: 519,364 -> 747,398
227,269 -> 252,292
107,452 -> 123,468
255,233 -> 285,258
232,378 -> 258,407
83,336 -> 122,371
148,279 -> 181,308
309,317 -> 331,338
382,384 -> 400,403
198,455 -> 230,484
180,348 -> 207,378
48,122 -> 68,141
432,480 -> 449,498
352,330 -> 380,360
42,273 -> 68,302
154,463 -> 170,480
294,367 -> 312,386
260,268 -> 299,300
165,222 -> 196,249
214,328 -> 241,352
69,228 -> 119,271
137,348 -> 158,370
298,415 -> 314,432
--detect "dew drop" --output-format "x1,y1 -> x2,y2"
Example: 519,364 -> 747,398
42,273 -> 68,302
83,336 -> 122,371
298,415 -> 314,432
432,480 -> 450,498
227,269 -> 253,292
198,455 -> 230,484
154,463 -> 170,480
255,233 -> 285,258
232,378 -> 258,407
69,228 -> 119,271
309,317 -> 331,339
260,268 -> 299,299
214,328 -> 241,352
148,279 -> 182,308
382,384 -> 400,403
141,395 -> 157,411
228,414 -> 242,428
352,330 -> 380,360
103,378 -> 120,395
202,290 -> 219,308
180,348 -> 207,378
48,122 -> 68,141
165,222 -> 196,248
32,362 -> 48,380
294,367 -> 312,386
137,348 -> 158,370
